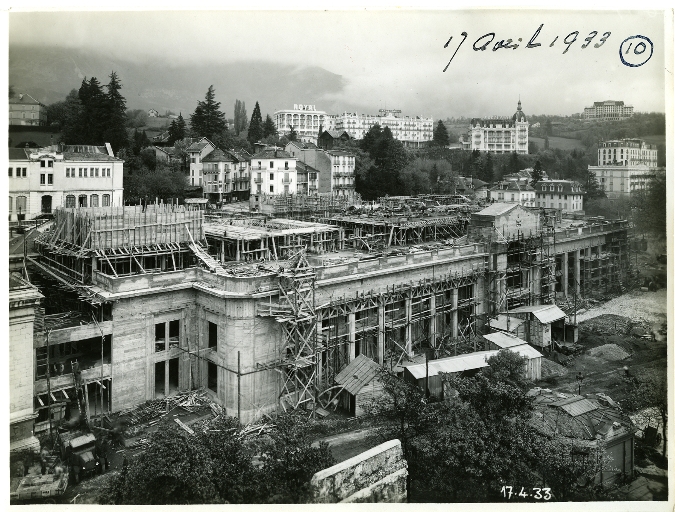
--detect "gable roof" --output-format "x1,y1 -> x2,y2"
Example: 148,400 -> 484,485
202,148 -> 236,163
334,355 -> 381,395
474,202 -> 520,217
252,149 -> 293,159
296,161 -> 320,173
483,331 -> 527,349
9,93 -> 43,106
9,148 -> 30,160
187,138 -> 215,152
321,130 -> 351,140
508,304 -> 566,324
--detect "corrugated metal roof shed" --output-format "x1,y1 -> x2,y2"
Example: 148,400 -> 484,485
508,304 -> 566,324
473,203 -> 519,217
406,350 -> 499,379
489,315 -> 525,332
334,355 -> 380,395
483,331 -> 526,348
507,344 -> 543,360
553,396 -> 599,417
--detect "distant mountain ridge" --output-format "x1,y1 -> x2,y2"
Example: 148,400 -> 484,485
9,45 -> 349,117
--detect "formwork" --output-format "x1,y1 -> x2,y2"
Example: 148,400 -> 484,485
254,193 -> 361,220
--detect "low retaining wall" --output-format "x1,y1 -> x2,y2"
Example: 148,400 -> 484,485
311,439 -> 407,503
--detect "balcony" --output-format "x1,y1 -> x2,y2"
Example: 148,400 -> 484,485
254,178 -> 262,184
235,174 -> 249,182
332,171 -> 353,177
333,183 -> 354,190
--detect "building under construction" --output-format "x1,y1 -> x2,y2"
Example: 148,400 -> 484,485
19,200 -> 634,427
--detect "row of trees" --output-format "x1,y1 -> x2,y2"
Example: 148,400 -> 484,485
98,414 -> 334,504
369,351 -> 609,502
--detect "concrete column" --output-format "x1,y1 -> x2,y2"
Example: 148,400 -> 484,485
405,298 -> 412,355
316,311 -> 323,385
377,303 -> 386,364
164,359 -> 170,397
451,289 -> 458,338
221,240 -> 225,263
348,313 -> 356,362
562,252 -> 569,297
429,294 -> 437,348
532,265 -> 541,305
574,249 -> 581,295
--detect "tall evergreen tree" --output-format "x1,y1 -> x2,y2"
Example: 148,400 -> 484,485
262,114 -> 277,138
287,126 -> 298,143
433,120 -> 450,147
103,71 -> 129,153
60,89 -> 84,144
79,77 -> 106,145
190,85 -> 226,139
168,113 -> 187,145
247,102 -> 263,144
531,160 -> 544,185
233,100 -> 247,136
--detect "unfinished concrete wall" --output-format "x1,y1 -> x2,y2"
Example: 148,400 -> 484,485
311,439 -> 407,503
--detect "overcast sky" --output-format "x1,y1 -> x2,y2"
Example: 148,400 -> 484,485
8,9 -> 667,119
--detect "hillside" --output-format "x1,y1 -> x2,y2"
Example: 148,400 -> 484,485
9,45 -> 347,117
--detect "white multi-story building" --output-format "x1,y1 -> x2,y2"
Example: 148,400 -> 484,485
462,101 -> 528,154
9,144 -> 124,221
588,139 -> 658,198
488,181 -> 536,207
187,137 -> 216,187
273,104 -> 329,143
534,180 -> 584,213
583,100 -> 634,121
285,142 -> 356,198
332,109 -> 433,147
9,93 -> 47,126
249,148 -> 298,197
596,139 -> 658,167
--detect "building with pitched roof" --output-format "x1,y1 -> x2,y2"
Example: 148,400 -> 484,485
317,130 -> 352,150
187,137 -> 216,187
334,354 -> 384,416
587,139 -> 658,198
9,93 -> 47,126
534,180 -> 585,212
284,143 -> 356,198
249,149 -> 298,208
488,180 -> 536,207
529,388 -> 636,485
8,144 -> 124,221
461,100 -> 529,154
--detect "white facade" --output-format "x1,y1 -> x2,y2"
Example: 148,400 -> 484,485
464,101 -> 528,154
326,150 -> 356,198
488,181 -> 535,207
596,139 -> 658,168
583,100 -> 634,121
332,110 -> 433,147
534,180 -> 584,212
250,150 -> 298,196
273,105 -> 329,143
188,138 -> 216,187
8,145 -> 124,221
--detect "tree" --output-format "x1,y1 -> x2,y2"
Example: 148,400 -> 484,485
287,126 -> 298,143
167,113 -> 187,146
103,71 -> 129,153
624,372 -> 667,458
190,85 -> 226,139
233,99 -> 248,136
583,169 -> 605,200
531,160 -> 544,186
60,89 -> 85,144
78,76 -> 107,145
262,114 -> 277,139
433,120 -> 450,147
247,101 -> 264,144
46,100 -> 69,128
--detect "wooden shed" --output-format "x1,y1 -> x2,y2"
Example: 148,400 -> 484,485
505,304 -> 567,349
483,331 -> 543,381
334,355 -> 384,417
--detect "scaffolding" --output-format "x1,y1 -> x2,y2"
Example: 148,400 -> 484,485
253,193 -> 361,220
257,250 -> 318,414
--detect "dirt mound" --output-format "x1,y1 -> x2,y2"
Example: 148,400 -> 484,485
541,358 -> 568,378
587,343 -> 630,361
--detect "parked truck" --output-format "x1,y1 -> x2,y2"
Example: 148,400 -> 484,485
57,431 -> 108,484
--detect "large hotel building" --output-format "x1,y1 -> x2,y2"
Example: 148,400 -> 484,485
462,101 -> 529,154
583,100 -> 634,121
274,105 -> 433,147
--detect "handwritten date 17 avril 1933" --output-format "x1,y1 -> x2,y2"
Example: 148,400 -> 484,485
443,24 -> 654,71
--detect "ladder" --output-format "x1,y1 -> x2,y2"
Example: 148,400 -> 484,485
71,360 -> 87,425
189,243 -> 226,275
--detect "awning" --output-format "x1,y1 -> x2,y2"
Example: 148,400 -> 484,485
507,304 -> 566,324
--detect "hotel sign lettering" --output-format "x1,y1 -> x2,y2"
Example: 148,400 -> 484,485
293,104 -> 317,111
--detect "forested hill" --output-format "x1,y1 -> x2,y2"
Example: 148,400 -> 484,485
9,45 -> 347,116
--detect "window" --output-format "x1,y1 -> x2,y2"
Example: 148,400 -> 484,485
84,168 -> 88,177
107,168 -> 111,177
66,195 -> 76,208
208,361 -> 218,393
208,321 -> 217,349
47,174 -> 53,185
269,173 -> 274,181
269,161 -> 274,169
48,160 -> 53,168
8,168 -> 12,177
8,196 -> 12,212
40,160 -> 46,168
16,196 -> 27,213
40,174 -> 45,185
78,194 -> 87,207
21,168 -> 26,177
270,185 -> 274,193
90,194 -> 99,207
66,168 -> 70,178
155,323 -> 166,352
284,161 -> 289,170
79,168 -> 83,177
190,156 -> 196,164
102,194 -> 110,207
95,168 -> 99,177
169,320 -> 180,349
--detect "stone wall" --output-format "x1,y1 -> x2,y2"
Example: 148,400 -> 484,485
311,439 -> 407,503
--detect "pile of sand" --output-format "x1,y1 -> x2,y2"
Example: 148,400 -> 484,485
587,343 -> 630,361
